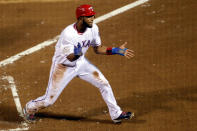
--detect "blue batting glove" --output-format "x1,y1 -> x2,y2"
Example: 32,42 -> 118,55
74,43 -> 82,56
112,47 -> 127,56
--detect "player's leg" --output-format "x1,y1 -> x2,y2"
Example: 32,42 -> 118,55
24,63 -> 77,116
77,59 -> 122,120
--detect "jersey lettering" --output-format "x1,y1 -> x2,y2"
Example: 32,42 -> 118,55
80,40 -> 91,47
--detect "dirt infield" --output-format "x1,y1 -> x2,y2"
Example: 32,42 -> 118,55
0,0 -> 77,4
0,0 -> 196,130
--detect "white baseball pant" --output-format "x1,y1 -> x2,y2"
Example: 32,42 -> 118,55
25,58 -> 122,120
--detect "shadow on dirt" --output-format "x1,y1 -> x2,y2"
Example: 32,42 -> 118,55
36,112 -> 145,125
0,105 -> 23,123
76,86 -> 197,121
35,86 -> 197,124
35,112 -> 84,121
1,86 -> 196,124
119,86 -> 197,118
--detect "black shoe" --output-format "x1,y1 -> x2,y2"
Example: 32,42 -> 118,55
113,112 -> 134,123
23,107 -> 36,123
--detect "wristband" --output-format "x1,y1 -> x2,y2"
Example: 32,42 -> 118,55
106,47 -> 113,55
106,47 -> 127,56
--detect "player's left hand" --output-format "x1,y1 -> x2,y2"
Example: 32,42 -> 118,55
74,43 -> 83,56
119,42 -> 134,59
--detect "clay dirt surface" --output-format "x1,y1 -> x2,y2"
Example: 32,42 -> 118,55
0,0 -> 196,130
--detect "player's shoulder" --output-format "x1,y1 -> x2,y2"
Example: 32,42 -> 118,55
61,23 -> 75,37
92,23 -> 99,30
90,23 -> 99,33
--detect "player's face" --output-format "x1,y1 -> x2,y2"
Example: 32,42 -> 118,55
83,15 -> 95,28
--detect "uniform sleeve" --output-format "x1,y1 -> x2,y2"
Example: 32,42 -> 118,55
59,31 -> 74,57
91,24 -> 101,47
54,27 -> 77,67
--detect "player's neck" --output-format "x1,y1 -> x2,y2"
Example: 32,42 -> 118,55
76,21 -> 87,33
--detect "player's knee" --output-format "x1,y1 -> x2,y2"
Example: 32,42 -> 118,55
98,78 -> 110,87
99,82 -> 111,91
99,85 -> 113,96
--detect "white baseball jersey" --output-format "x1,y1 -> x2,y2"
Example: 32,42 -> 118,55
53,23 -> 101,67
25,23 -> 122,120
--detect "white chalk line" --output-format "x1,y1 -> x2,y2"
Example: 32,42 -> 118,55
0,0 -> 149,67
0,0 -> 149,130
2,76 -> 23,117
94,0 -> 149,23
0,36 -> 59,67
1,76 -> 29,131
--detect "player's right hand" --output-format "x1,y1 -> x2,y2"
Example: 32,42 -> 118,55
74,43 -> 83,56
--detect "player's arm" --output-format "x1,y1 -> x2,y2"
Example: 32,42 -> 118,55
93,45 -> 107,55
67,43 -> 82,62
93,42 -> 134,59
60,43 -> 81,62
59,31 -> 83,62
67,54 -> 80,62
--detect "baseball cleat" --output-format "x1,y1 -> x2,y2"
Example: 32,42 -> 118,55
23,107 -> 36,123
113,112 -> 134,124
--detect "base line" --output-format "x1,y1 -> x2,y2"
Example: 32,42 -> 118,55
0,0 -> 149,67
2,76 -> 24,117
1,76 -> 29,131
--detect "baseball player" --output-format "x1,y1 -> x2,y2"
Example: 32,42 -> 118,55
23,4 -> 134,124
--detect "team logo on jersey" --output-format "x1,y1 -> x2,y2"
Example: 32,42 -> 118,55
78,40 -> 91,47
